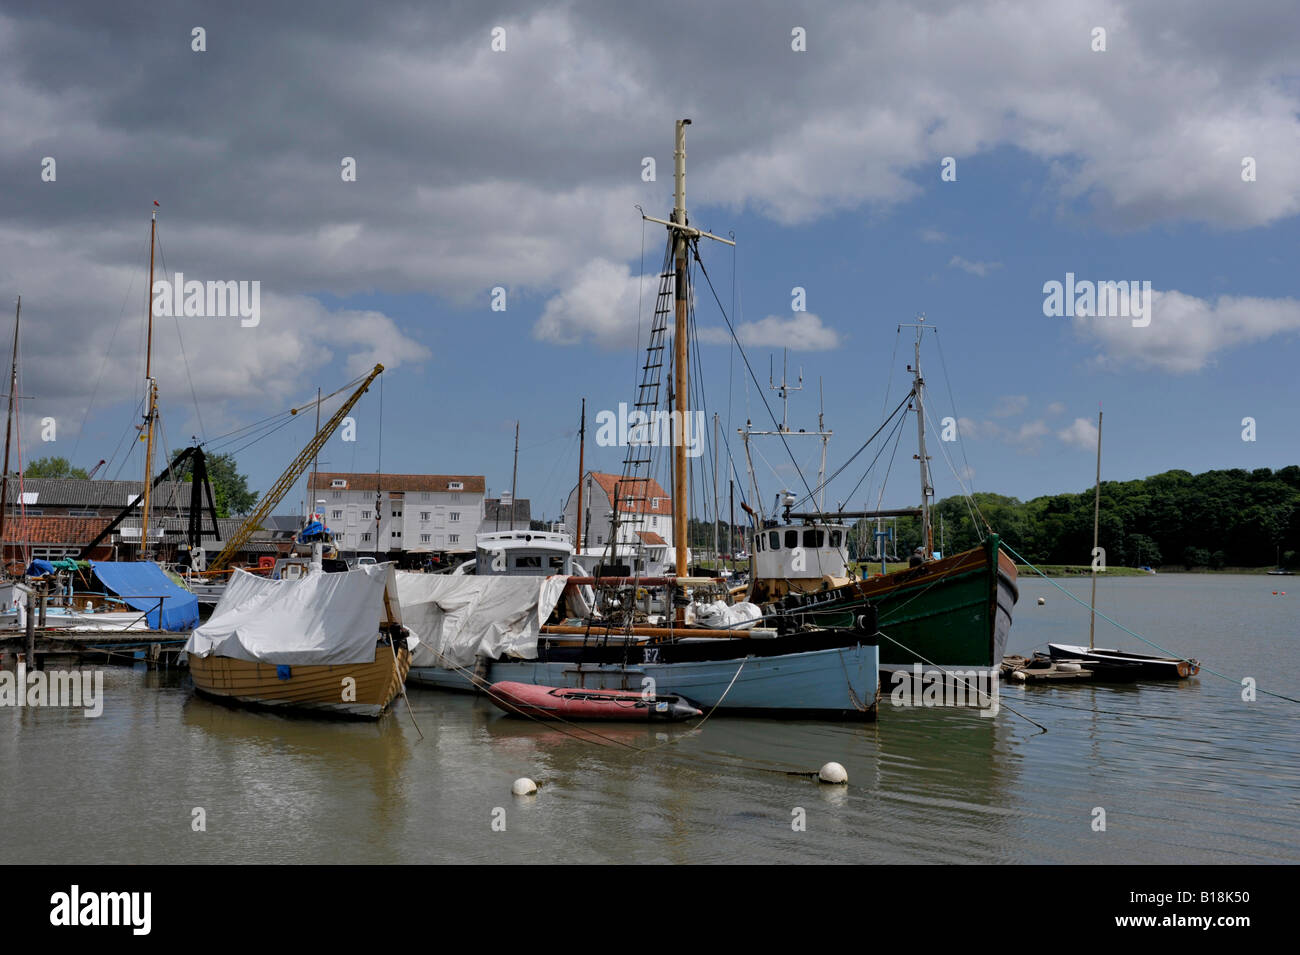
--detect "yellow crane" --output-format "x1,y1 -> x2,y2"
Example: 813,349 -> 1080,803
208,363 -> 384,572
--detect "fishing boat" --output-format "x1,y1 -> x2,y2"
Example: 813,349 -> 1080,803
738,325 -> 1017,675
184,559 -> 412,718
401,120 -> 879,719
486,680 -> 701,721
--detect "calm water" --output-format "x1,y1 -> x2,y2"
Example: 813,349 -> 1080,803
1,574 -> 1296,864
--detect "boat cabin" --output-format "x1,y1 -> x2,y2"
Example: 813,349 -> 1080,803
474,530 -> 576,577
749,520 -> 852,603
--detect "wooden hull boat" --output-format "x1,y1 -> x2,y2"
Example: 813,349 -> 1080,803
1046,643 -> 1198,680
189,639 -> 410,719
486,680 -> 702,721
767,535 -> 1017,672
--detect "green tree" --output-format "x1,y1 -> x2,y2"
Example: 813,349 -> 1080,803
22,456 -> 90,479
175,452 -> 258,518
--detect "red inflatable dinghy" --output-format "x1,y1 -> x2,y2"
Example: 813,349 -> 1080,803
486,681 -> 702,722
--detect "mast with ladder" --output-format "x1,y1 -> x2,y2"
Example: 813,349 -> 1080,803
632,120 -> 734,604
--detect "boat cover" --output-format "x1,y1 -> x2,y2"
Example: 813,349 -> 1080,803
396,573 -> 568,668
185,563 -> 404,665
88,560 -> 200,631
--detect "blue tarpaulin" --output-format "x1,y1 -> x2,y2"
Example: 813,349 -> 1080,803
298,520 -> 326,541
88,561 -> 200,631
26,559 -> 57,577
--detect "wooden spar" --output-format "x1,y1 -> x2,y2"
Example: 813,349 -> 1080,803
1,296 -> 20,551
1089,408 -> 1103,650
541,624 -> 751,639
140,207 -> 158,558
575,398 -> 585,550
672,119 -> 690,586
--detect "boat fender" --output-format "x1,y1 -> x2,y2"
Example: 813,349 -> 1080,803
1056,662 -> 1081,672
1037,597 -> 1045,605
818,762 -> 848,785
511,777 -> 537,796
1012,670 -> 1027,682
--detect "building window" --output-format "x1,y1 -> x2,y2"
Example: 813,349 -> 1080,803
449,493 -> 461,503
420,511 -> 430,521
651,516 -> 658,528
651,498 -> 659,510
68,509 -> 97,517
332,510 -> 342,519
331,479 -> 346,488
362,510 -> 371,519
420,534 -> 431,543
449,534 -> 459,544
448,481 -> 463,490
362,533 -> 371,542
392,509 -> 402,518
392,531 -> 401,539
450,512 -> 460,522
332,491 -> 342,500
422,492 -> 430,502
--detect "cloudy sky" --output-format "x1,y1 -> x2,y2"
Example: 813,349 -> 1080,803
2,0 -> 1298,522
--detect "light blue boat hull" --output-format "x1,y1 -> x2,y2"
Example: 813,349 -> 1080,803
409,643 -> 879,719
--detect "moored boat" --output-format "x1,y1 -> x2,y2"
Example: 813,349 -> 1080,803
1046,643 -> 1198,681
184,561 -> 413,719
486,680 -> 702,721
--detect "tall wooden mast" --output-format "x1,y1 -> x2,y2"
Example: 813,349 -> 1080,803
1,296 -> 21,551
575,398 -> 585,548
670,119 -> 690,579
140,206 -> 158,558
640,120 -> 734,582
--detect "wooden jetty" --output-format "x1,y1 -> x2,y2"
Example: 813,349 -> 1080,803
1000,654 -> 1094,683
0,628 -> 187,669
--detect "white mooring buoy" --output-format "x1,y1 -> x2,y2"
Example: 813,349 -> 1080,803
1037,597 -> 1046,606
511,777 -> 537,796
818,762 -> 848,784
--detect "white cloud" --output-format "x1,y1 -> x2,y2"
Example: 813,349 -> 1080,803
919,228 -> 948,243
1058,417 -> 1100,450
948,256 -> 1002,277
992,395 -> 1029,418
697,313 -> 841,351
533,259 -> 644,349
1074,289 -> 1300,372
1046,401 -> 1066,415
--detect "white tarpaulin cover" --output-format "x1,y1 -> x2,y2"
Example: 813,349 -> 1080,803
694,600 -> 762,630
396,572 -> 568,668
185,564 -> 401,665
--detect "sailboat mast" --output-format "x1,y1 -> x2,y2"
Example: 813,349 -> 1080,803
140,208 -> 158,559
510,420 -> 519,530
912,329 -> 933,559
575,398 -> 585,549
1089,409 -> 1103,650
712,412 -> 719,566
1,296 -> 20,550
671,118 -> 691,581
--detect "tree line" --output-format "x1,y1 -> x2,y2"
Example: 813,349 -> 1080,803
858,467 -> 1300,569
